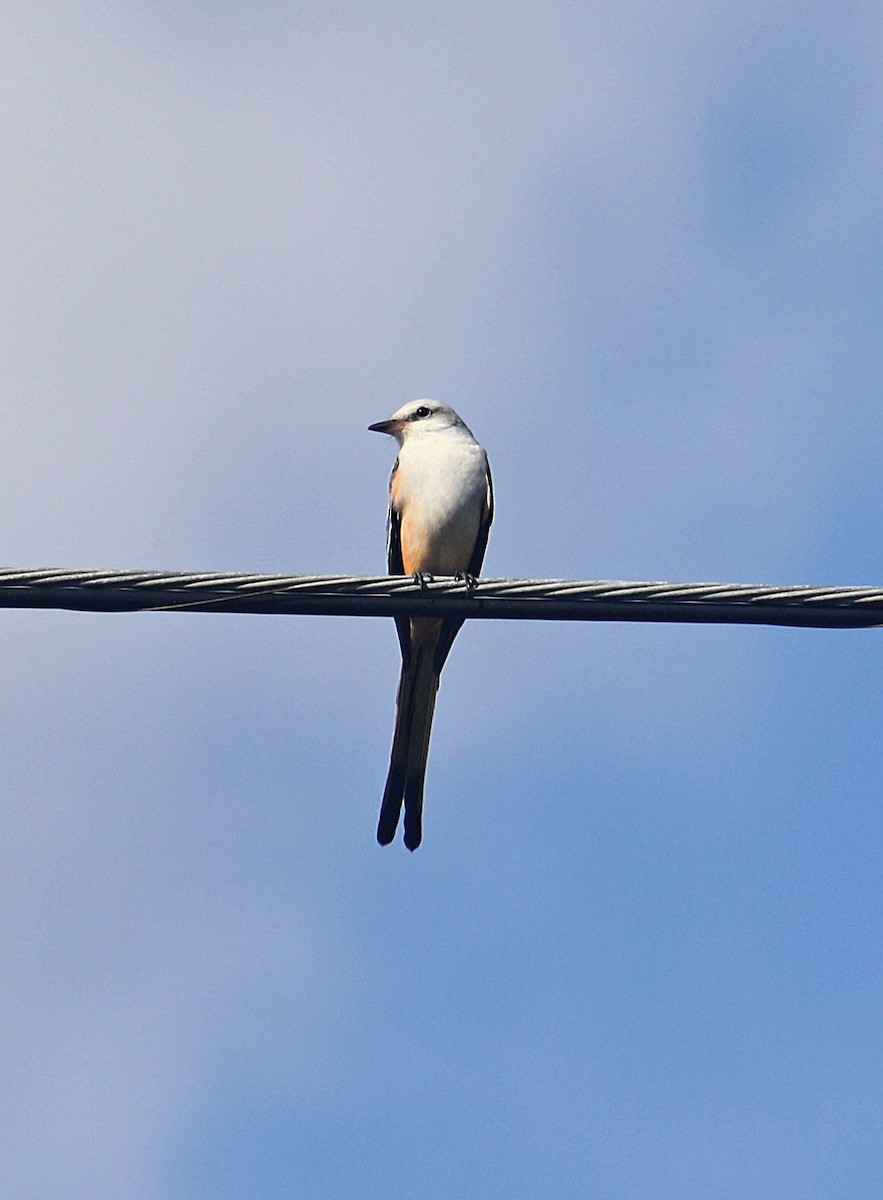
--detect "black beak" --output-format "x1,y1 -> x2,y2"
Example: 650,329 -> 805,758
368,418 -> 400,434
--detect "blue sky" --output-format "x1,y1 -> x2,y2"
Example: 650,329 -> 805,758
2,3 -> 883,1196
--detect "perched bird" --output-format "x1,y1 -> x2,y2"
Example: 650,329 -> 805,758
369,400 -> 493,850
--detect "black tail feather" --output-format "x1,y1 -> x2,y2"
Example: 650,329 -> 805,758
377,641 -> 439,850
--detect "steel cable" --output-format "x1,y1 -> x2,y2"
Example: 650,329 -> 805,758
0,566 -> 879,628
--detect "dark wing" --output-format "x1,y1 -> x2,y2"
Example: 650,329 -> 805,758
467,455 -> 494,576
386,459 -> 404,574
386,459 -> 411,664
433,454 -> 494,674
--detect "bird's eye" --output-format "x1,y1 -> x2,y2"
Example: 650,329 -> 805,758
412,405 -> 432,420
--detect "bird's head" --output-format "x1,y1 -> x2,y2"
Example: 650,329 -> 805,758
369,399 -> 467,444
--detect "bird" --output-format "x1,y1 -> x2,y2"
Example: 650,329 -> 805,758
369,399 -> 493,850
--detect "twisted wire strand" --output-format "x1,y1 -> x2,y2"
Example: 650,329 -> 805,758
0,566 -> 880,628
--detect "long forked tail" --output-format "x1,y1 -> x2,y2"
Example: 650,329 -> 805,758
376,636 -> 440,850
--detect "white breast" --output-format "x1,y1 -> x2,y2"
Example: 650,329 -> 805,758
395,431 -> 488,574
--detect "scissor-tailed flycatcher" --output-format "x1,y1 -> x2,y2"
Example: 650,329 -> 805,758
369,399 -> 493,850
